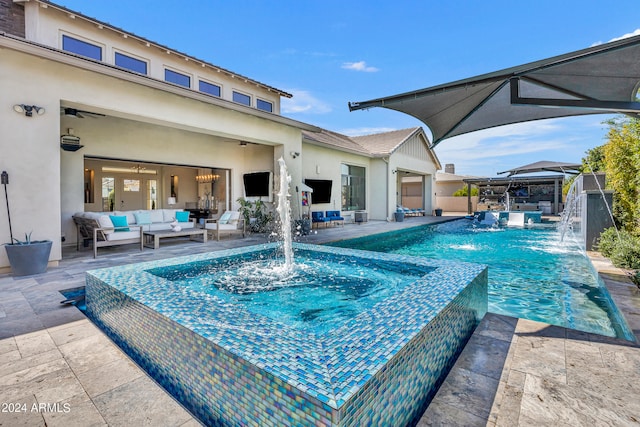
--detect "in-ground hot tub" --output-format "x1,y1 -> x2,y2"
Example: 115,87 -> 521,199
86,243 -> 487,426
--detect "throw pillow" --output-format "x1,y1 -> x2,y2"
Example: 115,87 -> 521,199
133,211 -> 152,225
219,211 -> 232,225
175,211 -> 190,223
109,215 -> 130,232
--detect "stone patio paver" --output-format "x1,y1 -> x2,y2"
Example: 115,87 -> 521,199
0,215 -> 638,426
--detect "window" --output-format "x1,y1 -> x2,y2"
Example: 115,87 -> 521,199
115,52 -> 147,74
165,69 -> 191,88
62,35 -> 102,60
256,99 -> 273,112
123,179 -> 140,192
102,177 -> 115,211
341,164 -> 366,211
232,91 -> 251,106
199,80 -> 221,97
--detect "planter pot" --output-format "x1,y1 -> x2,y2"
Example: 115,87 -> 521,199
394,212 -> 405,222
4,240 -> 52,276
434,209 -> 443,217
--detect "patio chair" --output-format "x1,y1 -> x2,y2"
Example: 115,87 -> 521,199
325,210 -> 344,226
311,211 -> 331,228
204,211 -> 245,240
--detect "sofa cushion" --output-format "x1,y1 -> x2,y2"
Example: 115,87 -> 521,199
175,211 -> 190,222
228,211 -> 241,224
162,209 -> 181,222
109,215 -> 130,232
134,211 -> 152,225
149,209 -> 165,223
105,229 -> 140,241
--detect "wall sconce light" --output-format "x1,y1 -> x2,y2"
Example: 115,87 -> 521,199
13,104 -> 45,117
392,169 -> 397,174
167,197 -> 176,206
290,151 -> 300,159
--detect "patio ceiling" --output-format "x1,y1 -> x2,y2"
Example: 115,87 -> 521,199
349,34 -> 640,147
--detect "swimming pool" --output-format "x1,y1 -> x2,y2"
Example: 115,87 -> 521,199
330,219 -> 634,340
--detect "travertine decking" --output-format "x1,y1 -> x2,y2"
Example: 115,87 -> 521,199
1,216 -> 638,426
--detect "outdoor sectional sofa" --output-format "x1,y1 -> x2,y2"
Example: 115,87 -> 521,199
73,209 -> 195,258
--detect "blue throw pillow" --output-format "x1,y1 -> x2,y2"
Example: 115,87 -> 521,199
175,211 -> 190,222
134,211 -> 152,225
109,215 -> 130,232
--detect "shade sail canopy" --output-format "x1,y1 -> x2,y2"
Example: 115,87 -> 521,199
349,34 -> 640,146
498,160 -> 582,177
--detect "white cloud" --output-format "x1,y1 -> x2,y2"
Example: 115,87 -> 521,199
591,28 -> 640,46
281,89 -> 332,115
341,61 -> 379,72
340,126 -> 397,137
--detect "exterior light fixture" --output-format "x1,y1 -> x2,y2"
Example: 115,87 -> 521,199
13,104 -> 45,117
239,141 -> 248,147
290,151 -> 300,159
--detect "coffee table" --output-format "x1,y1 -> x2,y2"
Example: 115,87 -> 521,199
143,228 -> 207,249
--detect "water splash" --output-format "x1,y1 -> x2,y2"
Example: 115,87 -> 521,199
277,157 -> 294,271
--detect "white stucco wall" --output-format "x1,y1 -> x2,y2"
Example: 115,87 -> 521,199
300,143 -> 372,218
23,1 -> 281,112
1,44 -> 303,269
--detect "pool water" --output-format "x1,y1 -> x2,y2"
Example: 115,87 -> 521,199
330,219 -> 634,340
147,249 -> 435,333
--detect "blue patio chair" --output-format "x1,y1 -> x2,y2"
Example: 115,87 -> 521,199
325,210 -> 344,226
311,211 -> 331,228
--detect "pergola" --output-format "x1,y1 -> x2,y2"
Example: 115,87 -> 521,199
349,34 -> 640,147
462,174 -> 565,215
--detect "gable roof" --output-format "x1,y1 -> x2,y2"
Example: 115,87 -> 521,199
302,127 -> 437,161
351,127 -> 420,156
301,128 -> 370,155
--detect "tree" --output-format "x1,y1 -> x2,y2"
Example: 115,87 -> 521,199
603,117 -> 640,233
452,186 -> 478,197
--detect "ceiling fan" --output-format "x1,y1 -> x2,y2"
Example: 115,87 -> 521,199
60,107 -> 105,118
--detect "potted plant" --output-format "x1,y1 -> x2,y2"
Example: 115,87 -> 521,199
2,170 -> 52,276
434,207 -> 443,216
4,232 -> 52,276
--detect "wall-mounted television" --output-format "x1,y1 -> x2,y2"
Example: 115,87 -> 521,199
243,172 -> 271,197
304,179 -> 332,204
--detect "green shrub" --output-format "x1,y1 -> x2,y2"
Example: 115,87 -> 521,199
632,270 -> 640,287
452,186 -> 479,197
595,227 -> 619,257
596,227 -> 640,269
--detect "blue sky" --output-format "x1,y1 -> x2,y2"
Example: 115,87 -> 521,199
57,1 -> 640,176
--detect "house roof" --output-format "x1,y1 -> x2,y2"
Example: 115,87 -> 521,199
349,34 -> 640,146
302,127 -> 438,162
301,129 -> 370,155
350,127 -> 420,156
31,0 -> 291,98
436,171 -> 481,182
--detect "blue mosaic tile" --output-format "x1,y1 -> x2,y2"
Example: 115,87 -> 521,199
85,242 -> 487,426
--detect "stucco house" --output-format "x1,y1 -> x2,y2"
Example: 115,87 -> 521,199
0,0 -> 440,271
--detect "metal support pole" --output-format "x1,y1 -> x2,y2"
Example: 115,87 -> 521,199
1,171 -> 13,243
